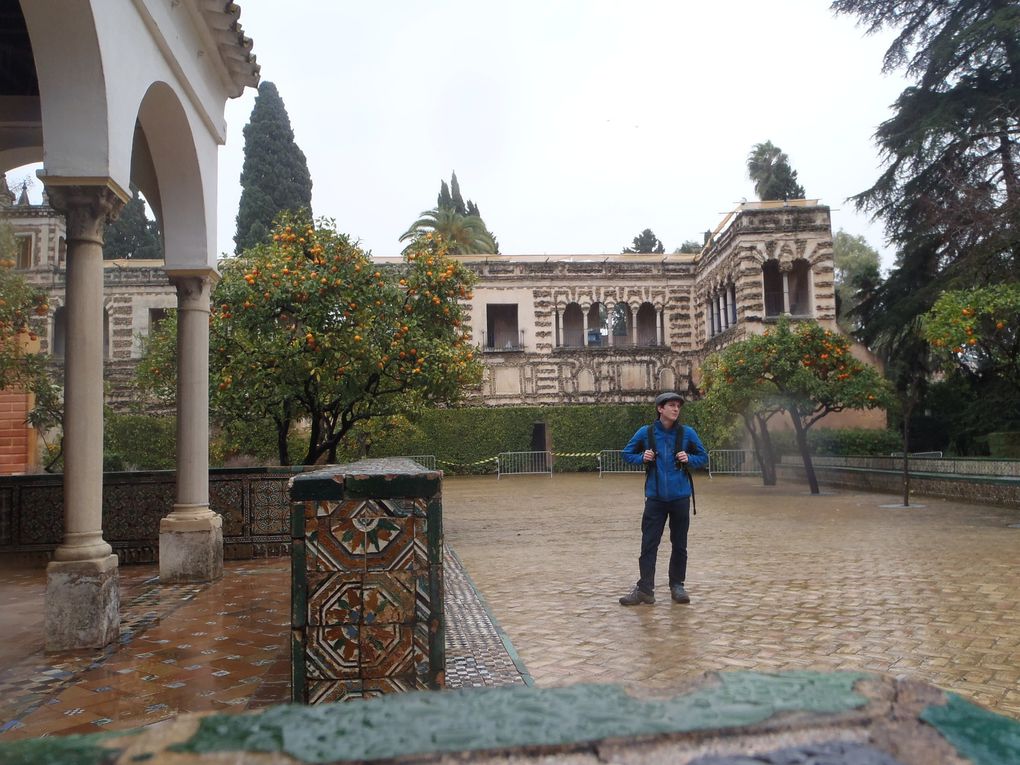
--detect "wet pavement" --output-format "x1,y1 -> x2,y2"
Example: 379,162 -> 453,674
1,472 -> 1017,741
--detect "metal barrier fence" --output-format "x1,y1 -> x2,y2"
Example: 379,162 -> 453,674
400,454 -> 437,470
497,451 -> 553,479
707,449 -> 761,478
598,450 -> 644,477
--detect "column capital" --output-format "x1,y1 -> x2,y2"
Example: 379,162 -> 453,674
169,272 -> 219,312
43,180 -> 127,247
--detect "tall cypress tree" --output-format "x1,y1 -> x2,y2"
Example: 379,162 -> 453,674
103,188 -> 162,260
234,81 -> 313,254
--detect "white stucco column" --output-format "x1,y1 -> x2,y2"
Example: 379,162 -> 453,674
782,267 -> 791,315
159,273 -> 222,583
606,303 -> 615,347
722,290 -> 730,330
44,183 -> 124,651
629,306 -> 637,346
657,307 -> 664,346
582,306 -> 590,347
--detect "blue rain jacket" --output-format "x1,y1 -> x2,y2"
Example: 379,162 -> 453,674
622,420 -> 708,501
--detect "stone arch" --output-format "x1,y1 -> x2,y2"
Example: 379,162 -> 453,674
658,367 -> 675,391
762,259 -> 784,317
587,302 -> 607,346
562,302 -> 584,347
636,302 -> 657,346
577,366 -> 595,393
134,82 -> 208,270
20,2 -> 113,181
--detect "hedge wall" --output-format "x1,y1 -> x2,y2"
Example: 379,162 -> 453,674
366,401 -> 728,474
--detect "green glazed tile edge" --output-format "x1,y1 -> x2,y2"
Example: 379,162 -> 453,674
0,730 -> 129,765
920,692 -> 1020,765
172,671 -> 870,763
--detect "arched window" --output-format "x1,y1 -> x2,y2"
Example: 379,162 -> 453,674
587,302 -> 607,346
610,303 -> 631,346
789,259 -> 811,316
636,302 -> 657,345
762,260 -> 784,317
561,303 -> 584,347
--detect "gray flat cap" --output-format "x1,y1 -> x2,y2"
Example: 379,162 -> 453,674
654,391 -> 685,406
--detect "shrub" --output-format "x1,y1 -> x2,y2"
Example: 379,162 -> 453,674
104,413 -> 176,470
771,428 -> 901,457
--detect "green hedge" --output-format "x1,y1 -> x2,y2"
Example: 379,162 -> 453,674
105,413 -> 176,470
988,431 -> 1020,458
366,401 -> 732,474
769,428 -> 902,457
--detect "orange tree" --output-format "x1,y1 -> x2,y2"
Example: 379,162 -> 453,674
701,319 -> 891,494
138,213 -> 481,465
0,228 -> 61,462
924,285 -> 1020,394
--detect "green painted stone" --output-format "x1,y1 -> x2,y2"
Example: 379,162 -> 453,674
290,459 -> 441,501
174,672 -> 869,763
921,692 -> 1020,765
0,732 -> 123,765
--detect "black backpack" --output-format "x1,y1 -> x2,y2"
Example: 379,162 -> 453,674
641,422 -> 697,515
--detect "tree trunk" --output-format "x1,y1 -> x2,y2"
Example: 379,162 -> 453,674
275,417 -> 291,467
791,416 -> 819,495
901,396 -> 914,507
743,413 -> 777,486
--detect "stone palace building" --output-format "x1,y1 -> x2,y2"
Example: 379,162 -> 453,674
450,199 -> 882,429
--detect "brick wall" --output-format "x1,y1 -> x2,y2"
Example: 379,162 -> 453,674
0,389 -> 36,474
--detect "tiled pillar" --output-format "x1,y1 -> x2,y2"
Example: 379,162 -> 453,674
159,274 -> 222,583
44,183 -> 125,651
290,458 -> 445,703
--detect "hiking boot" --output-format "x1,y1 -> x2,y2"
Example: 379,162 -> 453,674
670,584 -> 690,604
619,587 -> 654,606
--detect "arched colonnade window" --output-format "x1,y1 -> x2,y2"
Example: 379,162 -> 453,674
555,301 -> 662,348
762,258 -> 812,318
707,282 -> 738,338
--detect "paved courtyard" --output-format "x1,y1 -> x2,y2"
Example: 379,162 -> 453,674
0,471 -> 1017,741
444,473 -> 1020,718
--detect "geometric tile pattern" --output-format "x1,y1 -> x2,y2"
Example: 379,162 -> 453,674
291,462 -> 445,704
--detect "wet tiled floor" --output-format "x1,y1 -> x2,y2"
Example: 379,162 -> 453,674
2,473 -> 1018,742
0,546 -> 526,740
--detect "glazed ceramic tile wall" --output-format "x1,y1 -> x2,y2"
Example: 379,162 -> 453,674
289,459 -> 445,703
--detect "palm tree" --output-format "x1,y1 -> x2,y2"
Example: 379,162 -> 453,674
400,208 -> 498,254
747,140 -> 805,201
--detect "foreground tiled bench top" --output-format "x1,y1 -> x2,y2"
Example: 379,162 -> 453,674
2,671 -> 1018,764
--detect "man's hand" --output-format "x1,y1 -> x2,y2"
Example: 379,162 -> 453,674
642,449 -> 655,463
676,451 -> 689,464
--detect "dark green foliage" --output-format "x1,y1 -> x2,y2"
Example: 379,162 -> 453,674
410,172 -> 499,254
103,188 -> 162,260
988,431 -> 1020,458
832,0 -> 1020,289
623,229 -> 665,254
676,240 -> 702,254
746,141 -> 805,201
104,414 -> 176,470
831,230 -> 881,330
234,82 -> 313,254
769,428 -> 902,456
363,402 -> 727,475
925,374 -> 1020,455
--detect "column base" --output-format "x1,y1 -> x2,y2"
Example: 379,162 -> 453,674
45,554 -> 119,651
159,511 -> 223,583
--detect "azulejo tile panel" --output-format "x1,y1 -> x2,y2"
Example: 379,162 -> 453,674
290,459 -> 446,702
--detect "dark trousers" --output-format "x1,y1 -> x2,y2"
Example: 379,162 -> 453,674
637,497 -> 690,594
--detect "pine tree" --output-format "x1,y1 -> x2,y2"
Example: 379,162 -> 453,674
623,229 -> 665,254
103,188 -> 162,260
234,81 -> 313,254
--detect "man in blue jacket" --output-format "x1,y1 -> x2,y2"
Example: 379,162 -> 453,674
619,391 -> 708,606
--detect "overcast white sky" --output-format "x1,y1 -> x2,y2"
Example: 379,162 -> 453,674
215,1 -> 908,267
11,2 -> 907,269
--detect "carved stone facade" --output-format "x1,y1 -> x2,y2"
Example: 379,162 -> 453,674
451,200 -> 878,414
0,185 -> 177,412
